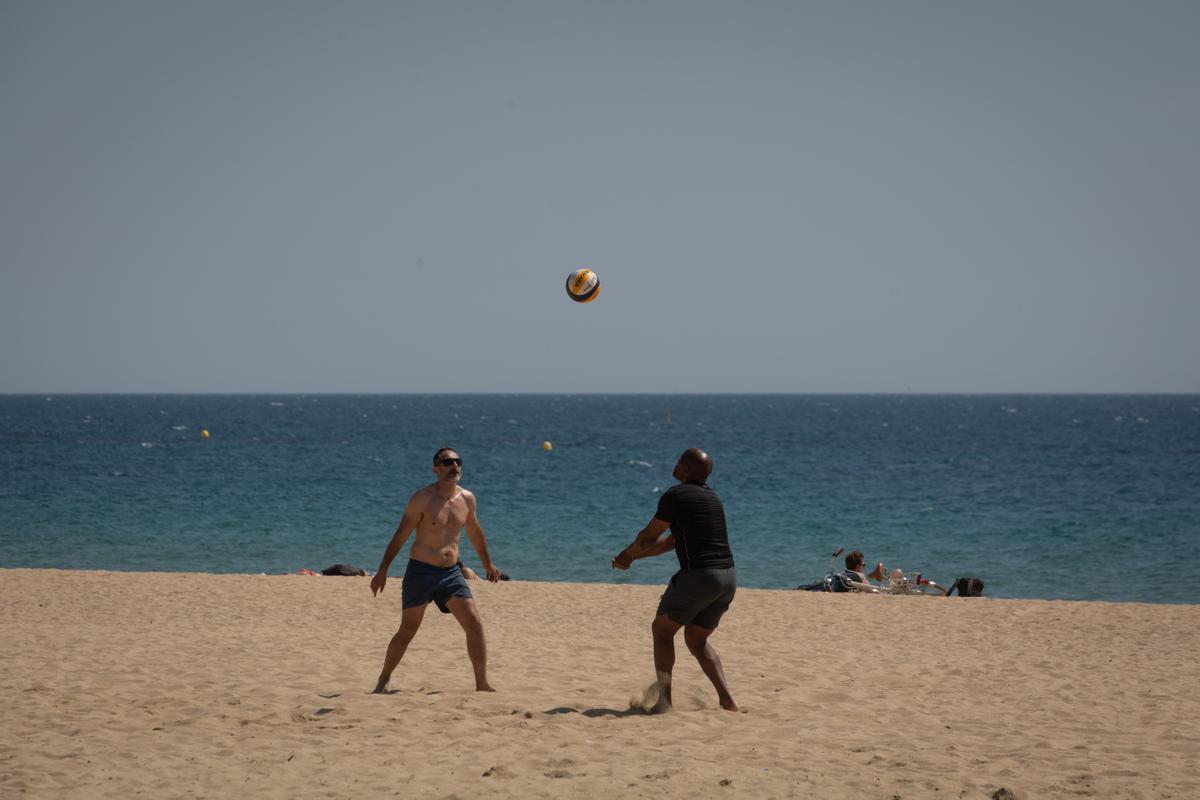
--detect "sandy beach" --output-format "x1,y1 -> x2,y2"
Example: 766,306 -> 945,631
2,569 -> 1198,798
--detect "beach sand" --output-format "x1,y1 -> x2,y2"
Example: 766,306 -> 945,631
3,569 -> 1198,799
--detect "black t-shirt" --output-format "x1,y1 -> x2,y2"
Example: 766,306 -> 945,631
654,482 -> 734,571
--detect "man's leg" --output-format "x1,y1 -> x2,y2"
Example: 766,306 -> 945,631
374,603 -> 427,693
446,596 -> 495,692
684,623 -> 738,711
650,613 -> 683,713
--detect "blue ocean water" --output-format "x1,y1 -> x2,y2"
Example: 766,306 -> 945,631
1,394 -> 1197,603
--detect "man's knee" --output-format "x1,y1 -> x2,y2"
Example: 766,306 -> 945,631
397,607 -> 425,636
448,598 -> 483,630
652,614 -> 682,640
683,625 -> 713,655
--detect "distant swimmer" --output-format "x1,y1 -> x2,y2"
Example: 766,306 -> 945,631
612,447 -> 738,713
370,447 -> 503,693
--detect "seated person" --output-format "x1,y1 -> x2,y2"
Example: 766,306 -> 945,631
795,550 -> 885,591
843,550 -> 886,584
833,550 -> 886,591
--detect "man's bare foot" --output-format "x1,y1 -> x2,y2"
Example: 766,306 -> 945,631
476,683 -> 496,692
649,676 -> 673,714
373,680 -> 389,694
719,697 -> 739,712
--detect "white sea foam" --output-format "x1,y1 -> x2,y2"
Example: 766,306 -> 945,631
628,460 -> 652,467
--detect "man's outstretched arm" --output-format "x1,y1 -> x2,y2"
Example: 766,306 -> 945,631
612,518 -> 672,570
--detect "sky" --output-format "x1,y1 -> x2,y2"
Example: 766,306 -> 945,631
2,1 -> 1198,393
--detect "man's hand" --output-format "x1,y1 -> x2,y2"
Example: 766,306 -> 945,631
371,572 -> 387,596
612,549 -> 633,571
484,563 -> 502,583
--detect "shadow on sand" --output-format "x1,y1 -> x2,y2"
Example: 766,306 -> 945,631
544,706 -> 650,718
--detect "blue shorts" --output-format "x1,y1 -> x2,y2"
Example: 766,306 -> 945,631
401,559 -> 473,613
656,567 -> 737,629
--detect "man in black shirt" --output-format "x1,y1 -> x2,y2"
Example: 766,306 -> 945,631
612,447 -> 738,713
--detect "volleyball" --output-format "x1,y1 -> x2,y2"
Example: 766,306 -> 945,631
565,268 -> 601,303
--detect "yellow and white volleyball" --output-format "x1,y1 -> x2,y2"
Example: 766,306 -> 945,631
565,268 -> 601,303
200,429 -> 210,439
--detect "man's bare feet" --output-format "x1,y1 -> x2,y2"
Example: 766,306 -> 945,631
648,676 -> 673,714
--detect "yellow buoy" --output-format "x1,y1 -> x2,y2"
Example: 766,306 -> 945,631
200,429 -> 210,439
541,440 -> 553,451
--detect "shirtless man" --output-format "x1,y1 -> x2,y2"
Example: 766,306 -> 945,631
370,447 -> 502,693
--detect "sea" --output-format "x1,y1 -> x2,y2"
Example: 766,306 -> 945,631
2,394 -> 1197,604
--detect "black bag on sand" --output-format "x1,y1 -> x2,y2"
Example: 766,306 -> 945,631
321,564 -> 368,576
947,577 -> 985,596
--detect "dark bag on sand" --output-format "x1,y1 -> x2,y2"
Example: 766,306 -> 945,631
947,577 -> 985,597
321,564 -> 368,577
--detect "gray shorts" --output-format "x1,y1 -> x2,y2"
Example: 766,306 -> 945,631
401,559 -> 473,613
656,567 -> 737,629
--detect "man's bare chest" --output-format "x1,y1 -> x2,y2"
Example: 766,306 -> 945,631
421,494 -> 468,530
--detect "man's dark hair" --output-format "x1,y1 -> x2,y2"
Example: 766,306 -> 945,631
845,550 -> 865,571
433,446 -> 457,464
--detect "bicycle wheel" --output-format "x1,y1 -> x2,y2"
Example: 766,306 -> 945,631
911,581 -> 948,597
844,579 -> 888,594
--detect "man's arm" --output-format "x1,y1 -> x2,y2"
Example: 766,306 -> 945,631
612,518 -> 672,570
370,494 -> 421,596
463,492 -> 501,583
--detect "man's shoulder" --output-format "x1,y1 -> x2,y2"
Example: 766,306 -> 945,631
668,482 -> 717,497
413,484 -> 473,499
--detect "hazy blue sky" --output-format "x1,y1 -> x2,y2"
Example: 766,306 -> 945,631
3,1 -> 1197,392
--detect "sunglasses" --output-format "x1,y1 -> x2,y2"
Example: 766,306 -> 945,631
437,457 -> 463,467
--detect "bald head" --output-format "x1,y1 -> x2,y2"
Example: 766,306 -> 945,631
675,447 -> 713,483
